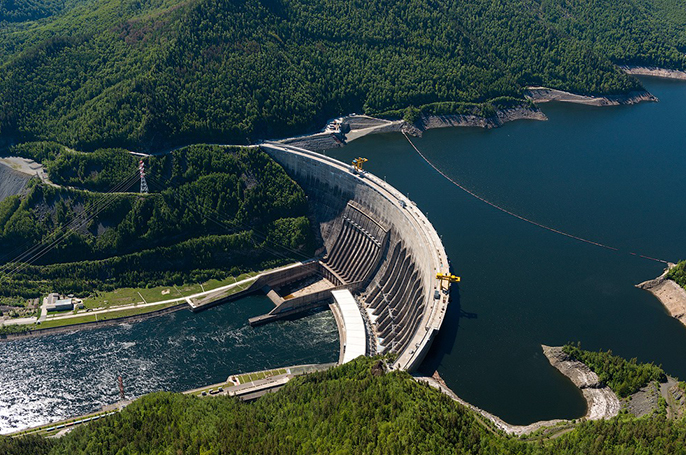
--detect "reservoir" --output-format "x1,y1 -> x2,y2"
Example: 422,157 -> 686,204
327,77 -> 686,424
1,77 -> 685,432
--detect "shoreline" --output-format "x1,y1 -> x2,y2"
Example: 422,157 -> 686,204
636,264 -> 686,329
416,345 -> 620,436
0,303 -> 187,342
621,66 -> 686,81
524,87 -> 657,106
278,106 -> 548,152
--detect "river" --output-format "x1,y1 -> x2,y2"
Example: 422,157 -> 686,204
0,296 -> 338,433
2,77 -> 686,433
326,77 -> 686,424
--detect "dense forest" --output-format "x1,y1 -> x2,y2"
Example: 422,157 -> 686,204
2,356 -> 686,455
1,0 -> 685,151
669,260 -> 686,289
563,344 -> 667,398
0,143 -> 314,299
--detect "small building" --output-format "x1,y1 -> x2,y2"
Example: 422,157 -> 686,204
46,298 -> 73,312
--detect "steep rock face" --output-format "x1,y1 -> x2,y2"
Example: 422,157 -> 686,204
542,345 -> 621,420
0,163 -> 30,203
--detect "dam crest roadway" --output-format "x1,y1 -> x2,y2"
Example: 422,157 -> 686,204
230,142 -> 453,371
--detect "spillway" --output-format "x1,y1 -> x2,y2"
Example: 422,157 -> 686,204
260,143 -> 451,371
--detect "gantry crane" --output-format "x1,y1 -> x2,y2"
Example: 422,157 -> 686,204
351,157 -> 368,173
436,272 -> 461,291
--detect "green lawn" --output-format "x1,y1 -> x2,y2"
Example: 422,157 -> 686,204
34,269 -> 267,331
83,272 -> 261,310
37,302 -> 181,329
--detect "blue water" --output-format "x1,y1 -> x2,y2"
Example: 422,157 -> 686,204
0,296 -> 338,433
2,78 -> 685,432
327,77 -> 686,424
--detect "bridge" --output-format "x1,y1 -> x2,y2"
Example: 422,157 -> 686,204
246,142 -> 451,372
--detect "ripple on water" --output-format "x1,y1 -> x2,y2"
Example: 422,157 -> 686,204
0,295 -> 339,434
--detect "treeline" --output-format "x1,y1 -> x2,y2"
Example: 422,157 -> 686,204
1,0 -> 683,150
0,144 -> 313,298
668,260 -> 686,289
3,356 -> 686,455
563,343 -> 667,398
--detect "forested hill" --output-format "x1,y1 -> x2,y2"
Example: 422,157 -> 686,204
0,143 -> 313,299
2,356 -> 686,455
1,0 -> 685,152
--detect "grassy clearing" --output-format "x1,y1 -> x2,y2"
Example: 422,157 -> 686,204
37,302 -> 180,329
83,272 -> 261,310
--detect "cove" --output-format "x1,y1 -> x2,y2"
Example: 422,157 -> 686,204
326,77 -> 686,424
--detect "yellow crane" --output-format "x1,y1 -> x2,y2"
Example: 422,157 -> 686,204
436,272 -> 461,291
351,157 -> 368,172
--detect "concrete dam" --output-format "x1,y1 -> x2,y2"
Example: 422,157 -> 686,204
251,143 -> 451,372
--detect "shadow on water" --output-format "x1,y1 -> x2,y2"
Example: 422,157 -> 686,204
418,286 -> 471,376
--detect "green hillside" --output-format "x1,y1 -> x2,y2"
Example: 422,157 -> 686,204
2,356 -> 685,454
2,0 -> 685,151
0,143 -> 313,298
669,260 -> 686,290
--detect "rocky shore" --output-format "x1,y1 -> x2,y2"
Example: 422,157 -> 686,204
279,106 -> 547,152
541,345 -> 620,420
637,264 -> 686,328
524,87 -> 657,106
412,106 -> 547,133
621,66 -> 686,81
416,345 -> 621,437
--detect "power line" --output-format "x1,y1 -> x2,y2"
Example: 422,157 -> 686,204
0,171 -> 141,278
402,132 -> 670,265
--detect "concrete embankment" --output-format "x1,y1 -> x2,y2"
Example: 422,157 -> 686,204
416,345 -> 620,436
525,87 -> 657,106
637,264 -> 686,329
0,304 -> 187,342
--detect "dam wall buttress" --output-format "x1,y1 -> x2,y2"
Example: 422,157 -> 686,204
260,143 -> 451,371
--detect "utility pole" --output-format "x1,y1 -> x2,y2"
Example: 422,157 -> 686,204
139,160 -> 148,194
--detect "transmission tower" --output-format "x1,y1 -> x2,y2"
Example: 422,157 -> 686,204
139,159 -> 149,194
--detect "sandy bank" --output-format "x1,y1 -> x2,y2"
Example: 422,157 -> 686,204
621,66 -> 686,81
637,264 -> 686,329
415,345 -> 620,436
525,87 -> 657,106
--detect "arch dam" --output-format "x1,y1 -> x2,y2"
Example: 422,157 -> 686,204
194,143 -> 451,372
